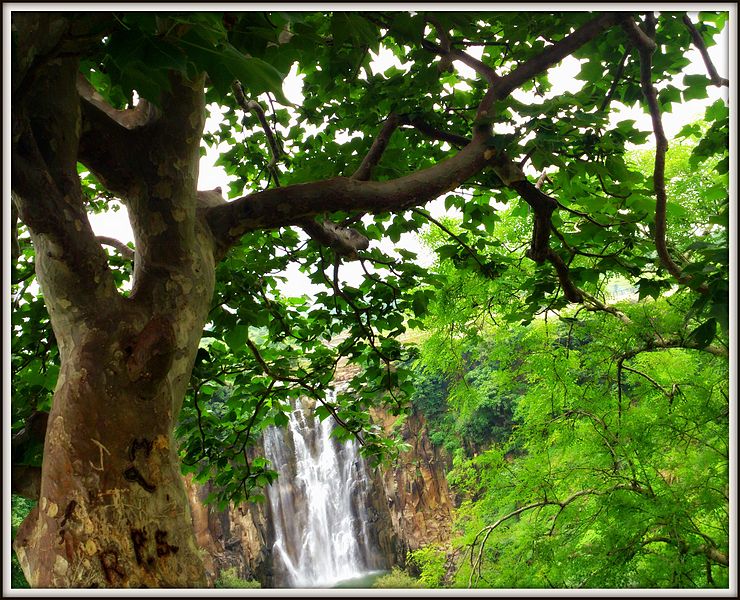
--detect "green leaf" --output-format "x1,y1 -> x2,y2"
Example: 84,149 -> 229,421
314,405 -> 331,422
223,325 -> 248,352
221,44 -> 294,106
688,318 -> 717,349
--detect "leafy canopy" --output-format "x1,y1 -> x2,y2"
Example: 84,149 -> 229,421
11,11 -> 729,510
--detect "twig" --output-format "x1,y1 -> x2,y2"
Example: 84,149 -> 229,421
411,207 -> 489,273
352,113 -> 401,181
579,289 -> 633,325
600,45 -> 632,113
233,82 -> 282,186
620,364 -> 675,400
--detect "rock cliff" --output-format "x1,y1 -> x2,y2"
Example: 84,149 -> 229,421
368,407 -> 454,565
184,475 -> 271,586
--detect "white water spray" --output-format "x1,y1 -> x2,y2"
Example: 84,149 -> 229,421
262,392 -> 378,587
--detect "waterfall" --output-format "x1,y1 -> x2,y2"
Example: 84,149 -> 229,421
262,392 -> 381,588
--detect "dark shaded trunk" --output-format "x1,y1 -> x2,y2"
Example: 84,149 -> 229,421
14,244 -> 216,586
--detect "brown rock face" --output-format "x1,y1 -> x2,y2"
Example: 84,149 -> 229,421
368,407 -> 455,565
183,475 -> 270,586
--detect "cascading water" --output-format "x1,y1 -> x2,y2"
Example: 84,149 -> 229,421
262,392 -> 382,588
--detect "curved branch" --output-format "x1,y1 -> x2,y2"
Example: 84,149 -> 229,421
620,364 -> 675,399
352,113 -> 402,180
495,13 -> 621,99
469,487 -> 612,587
620,16 -> 709,294
682,14 -> 729,87
207,12 -> 622,259
97,236 -> 135,260
546,249 -> 583,303
205,133 -> 492,255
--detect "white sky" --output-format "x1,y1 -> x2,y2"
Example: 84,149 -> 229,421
86,16 -> 730,297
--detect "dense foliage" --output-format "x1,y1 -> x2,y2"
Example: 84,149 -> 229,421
403,136 -> 729,588
10,9 -> 729,589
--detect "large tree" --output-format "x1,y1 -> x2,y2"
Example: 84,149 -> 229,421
10,10 -> 728,588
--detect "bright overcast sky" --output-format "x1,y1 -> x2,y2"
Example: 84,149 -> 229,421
86,14 -> 730,297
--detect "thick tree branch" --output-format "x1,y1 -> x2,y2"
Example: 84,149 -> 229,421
77,72 -> 158,198
207,13 -> 620,278
11,13 -> 113,98
77,73 -> 159,130
120,72 -> 208,290
495,12 -> 622,99
682,14 -> 729,87
13,107 -> 117,307
620,337 -> 728,363
546,250 -> 583,303
425,16 -> 455,75
205,134 -> 491,254
509,179 -> 557,260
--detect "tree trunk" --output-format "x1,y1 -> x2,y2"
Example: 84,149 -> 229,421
11,15 -> 217,584
14,243 -> 216,587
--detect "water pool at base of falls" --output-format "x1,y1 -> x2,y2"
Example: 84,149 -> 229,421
332,570 -> 389,588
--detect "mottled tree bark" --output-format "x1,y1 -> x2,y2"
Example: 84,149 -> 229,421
12,13 -> 213,585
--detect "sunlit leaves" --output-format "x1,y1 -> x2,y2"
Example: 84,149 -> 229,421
429,304 -> 729,588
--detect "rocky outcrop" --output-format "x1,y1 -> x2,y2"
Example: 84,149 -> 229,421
184,475 -> 271,586
369,407 -> 455,564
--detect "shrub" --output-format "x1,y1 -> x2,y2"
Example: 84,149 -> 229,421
372,567 -> 424,588
214,567 -> 261,588
409,545 -> 447,587
11,495 -> 36,589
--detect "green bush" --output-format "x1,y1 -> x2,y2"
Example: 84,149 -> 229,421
214,567 -> 261,588
372,567 -> 424,588
11,495 -> 36,589
409,545 -> 447,588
